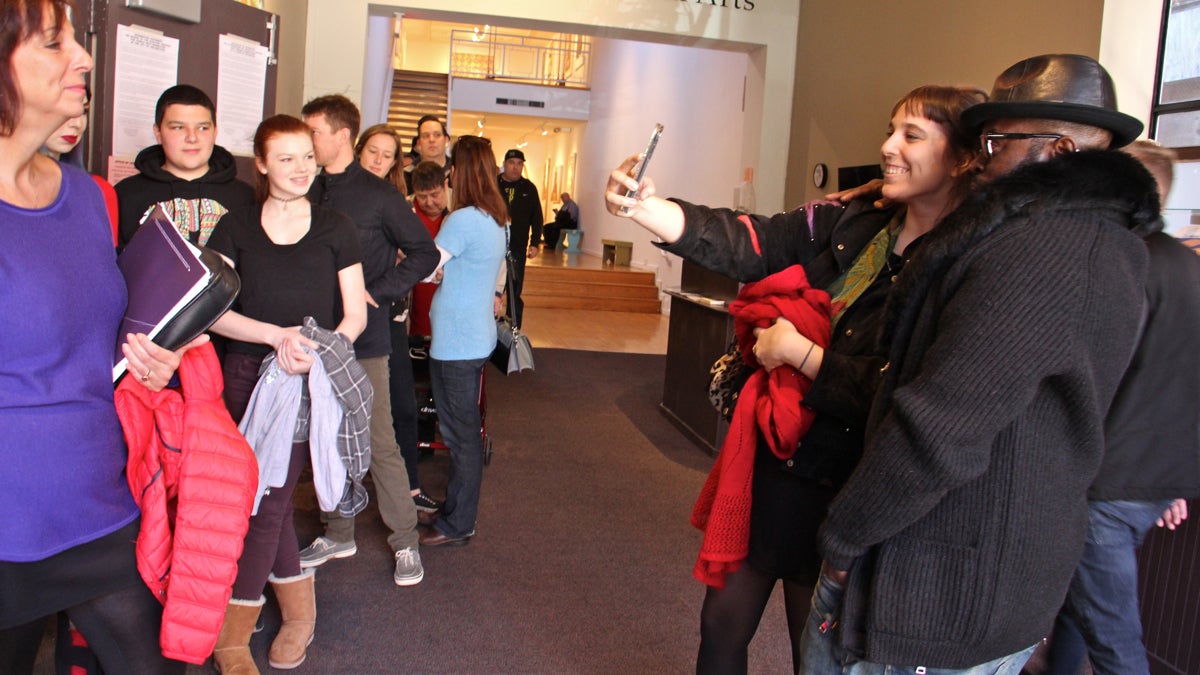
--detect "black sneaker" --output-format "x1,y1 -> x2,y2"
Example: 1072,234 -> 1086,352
412,491 -> 441,513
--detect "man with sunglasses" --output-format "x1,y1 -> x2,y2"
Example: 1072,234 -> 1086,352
808,54 -> 1161,673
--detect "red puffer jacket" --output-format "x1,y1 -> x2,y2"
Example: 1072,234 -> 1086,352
115,342 -> 257,664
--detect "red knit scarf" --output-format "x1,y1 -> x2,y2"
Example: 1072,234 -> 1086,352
691,265 -> 831,588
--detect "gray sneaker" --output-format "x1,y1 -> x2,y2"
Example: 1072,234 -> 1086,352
393,547 -> 424,586
299,536 -> 357,568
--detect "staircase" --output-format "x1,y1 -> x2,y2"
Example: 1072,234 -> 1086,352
388,70 -> 449,144
523,262 -> 660,314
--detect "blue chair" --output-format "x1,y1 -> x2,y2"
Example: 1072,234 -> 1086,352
558,229 -> 583,253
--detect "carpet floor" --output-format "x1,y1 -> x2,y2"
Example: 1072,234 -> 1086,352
214,347 -> 793,673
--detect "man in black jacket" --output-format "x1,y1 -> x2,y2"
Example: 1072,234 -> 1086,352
298,95 -> 438,587
497,148 -> 542,327
115,84 -> 253,248
809,54 -> 1159,672
1044,140 -> 1200,675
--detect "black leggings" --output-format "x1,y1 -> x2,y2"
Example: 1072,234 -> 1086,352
0,581 -> 183,675
696,563 -> 813,675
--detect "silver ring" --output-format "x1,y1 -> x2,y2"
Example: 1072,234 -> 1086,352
141,369 -> 152,382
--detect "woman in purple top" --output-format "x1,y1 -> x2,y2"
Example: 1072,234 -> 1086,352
0,1 -> 200,672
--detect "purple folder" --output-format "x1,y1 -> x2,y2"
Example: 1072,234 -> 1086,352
113,205 -> 210,379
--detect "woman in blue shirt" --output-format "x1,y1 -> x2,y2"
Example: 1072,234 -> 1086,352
419,136 -> 507,547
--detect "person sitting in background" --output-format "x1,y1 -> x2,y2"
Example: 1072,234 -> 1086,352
0,2 -> 198,671
115,84 -> 254,248
355,123 -> 405,193
542,191 -> 579,249
418,135 -> 508,548
604,84 -> 985,674
1044,139 -> 1200,675
206,114 -> 368,673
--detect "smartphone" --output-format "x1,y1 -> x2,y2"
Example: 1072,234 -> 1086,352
622,123 -> 664,213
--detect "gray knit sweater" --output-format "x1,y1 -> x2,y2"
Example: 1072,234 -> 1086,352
818,150 -> 1160,668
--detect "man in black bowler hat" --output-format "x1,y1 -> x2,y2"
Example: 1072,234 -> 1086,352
805,54 -> 1161,673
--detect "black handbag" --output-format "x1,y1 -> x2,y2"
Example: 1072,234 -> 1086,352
490,251 -> 534,375
153,246 -> 241,352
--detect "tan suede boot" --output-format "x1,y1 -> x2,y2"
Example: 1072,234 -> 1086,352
268,570 -> 316,669
213,597 -> 264,674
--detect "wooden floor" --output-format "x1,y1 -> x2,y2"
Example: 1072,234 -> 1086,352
521,248 -> 669,355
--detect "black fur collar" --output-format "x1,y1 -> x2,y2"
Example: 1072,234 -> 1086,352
881,149 -> 1160,353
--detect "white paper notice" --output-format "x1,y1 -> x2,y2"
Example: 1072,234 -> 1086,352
217,34 -> 269,158
112,25 -> 179,158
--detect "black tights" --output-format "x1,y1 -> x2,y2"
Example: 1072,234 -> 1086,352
696,563 -> 813,675
0,581 -> 184,675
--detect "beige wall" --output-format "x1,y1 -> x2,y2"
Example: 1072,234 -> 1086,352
261,0 -> 308,117
786,0 -> 1107,207
1100,0 -> 1163,128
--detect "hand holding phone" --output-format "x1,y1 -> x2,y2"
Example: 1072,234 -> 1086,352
622,123 -> 664,214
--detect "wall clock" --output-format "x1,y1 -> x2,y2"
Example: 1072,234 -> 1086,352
813,163 -> 828,188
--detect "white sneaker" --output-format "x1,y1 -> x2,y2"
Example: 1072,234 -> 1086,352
299,536 -> 357,568
393,547 -> 424,586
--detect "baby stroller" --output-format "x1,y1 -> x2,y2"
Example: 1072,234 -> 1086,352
410,336 -> 493,466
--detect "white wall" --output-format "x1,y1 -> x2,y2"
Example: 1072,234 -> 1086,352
1100,0 -> 1161,128
578,37 -> 750,304
305,0 -> 799,213
1099,0 -> 1200,231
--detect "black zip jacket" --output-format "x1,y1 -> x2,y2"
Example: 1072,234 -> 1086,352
308,161 -> 438,360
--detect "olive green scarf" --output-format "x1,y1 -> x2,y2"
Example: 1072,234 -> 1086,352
824,211 -> 904,328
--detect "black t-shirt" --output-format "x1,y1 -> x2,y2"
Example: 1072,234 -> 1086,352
208,203 -> 362,355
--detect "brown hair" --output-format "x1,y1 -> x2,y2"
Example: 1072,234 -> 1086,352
252,114 -> 312,203
301,94 -> 360,141
449,135 -> 505,227
892,85 -> 988,194
411,160 -> 445,193
0,0 -> 69,135
355,123 -> 404,191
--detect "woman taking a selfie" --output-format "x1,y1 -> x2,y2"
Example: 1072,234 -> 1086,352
605,85 -> 985,674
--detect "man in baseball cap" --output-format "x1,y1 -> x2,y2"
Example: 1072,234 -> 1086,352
497,147 -> 543,327
808,54 -> 1161,673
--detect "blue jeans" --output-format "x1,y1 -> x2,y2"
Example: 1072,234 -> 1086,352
799,574 -> 1036,674
1046,499 -> 1174,675
429,357 -> 487,538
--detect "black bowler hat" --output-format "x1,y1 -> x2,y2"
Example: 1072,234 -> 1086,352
963,53 -> 1144,148
504,149 -> 525,162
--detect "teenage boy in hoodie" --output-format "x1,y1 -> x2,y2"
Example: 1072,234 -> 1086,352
115,84 -> 254,248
